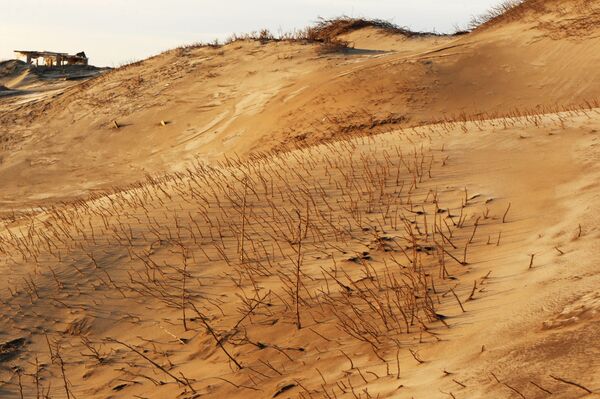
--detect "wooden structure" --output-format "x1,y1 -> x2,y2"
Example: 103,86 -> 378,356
13,50 -> 88,67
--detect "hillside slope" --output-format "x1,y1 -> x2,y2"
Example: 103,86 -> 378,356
0,0 -> 599,212
0,108 -> 598,399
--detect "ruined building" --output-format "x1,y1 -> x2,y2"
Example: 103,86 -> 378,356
13,50 -> 89,67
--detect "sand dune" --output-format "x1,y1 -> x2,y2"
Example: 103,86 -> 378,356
1,0 -> 599,212
0,0 -> 599,398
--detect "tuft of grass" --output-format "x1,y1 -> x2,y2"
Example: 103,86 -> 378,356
305,16 -> 440,42
468,0 -> 547,30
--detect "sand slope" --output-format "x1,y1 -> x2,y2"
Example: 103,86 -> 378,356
0,108 -> 598,399
0,0 -> 599,211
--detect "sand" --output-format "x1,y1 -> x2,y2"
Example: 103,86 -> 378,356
0,0 -> 599,398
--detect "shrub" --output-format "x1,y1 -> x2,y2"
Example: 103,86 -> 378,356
468,0 -> 527,30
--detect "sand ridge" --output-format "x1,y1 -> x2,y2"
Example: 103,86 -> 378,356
0,110 -> 598,398
1,0 -> 599,212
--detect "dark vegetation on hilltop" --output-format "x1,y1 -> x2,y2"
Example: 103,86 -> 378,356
172,0 -> 534,58
468,0 -> 599,32
214,17 -> 441,55
304,16 -> 444,41
167,16 -> 447,59
468,0 -> 545,30
107,1 -> 537,70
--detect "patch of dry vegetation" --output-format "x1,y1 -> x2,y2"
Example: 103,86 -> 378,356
305,17 -> 441,41
468,0 -> 551,30
1,107 -> 598,397
0,123 -> 493,397
173,17 -> 444,56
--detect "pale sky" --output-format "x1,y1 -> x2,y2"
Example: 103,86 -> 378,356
1,1 -> 501,67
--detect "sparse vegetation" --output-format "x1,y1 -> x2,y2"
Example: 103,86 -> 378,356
468,0 -> 540,30
0,120 -> 514,397
172,16 -> 443,56
5,105 -> 598,396
305,16 -> 441,41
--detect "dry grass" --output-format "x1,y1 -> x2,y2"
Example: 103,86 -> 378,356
0,121 -> 509,397
468,0 -> 550,30
172,17 -> 443,57
469,0 -> 524,30
0,99 -> 599,398
305,17 -> 441,41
